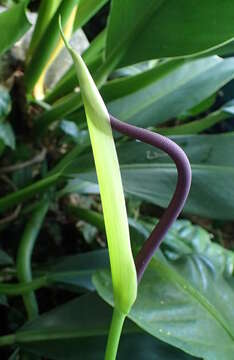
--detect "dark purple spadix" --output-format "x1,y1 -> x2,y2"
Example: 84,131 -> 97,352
110,114 -> 192,283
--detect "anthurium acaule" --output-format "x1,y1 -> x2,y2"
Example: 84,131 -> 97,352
60,22 -> 137,316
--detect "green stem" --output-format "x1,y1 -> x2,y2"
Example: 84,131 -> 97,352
67,205 -> 105,232
105,308 -> 125,360
0,334 -> 16,347
0,172 -> 59,215
0,276 -> 48,296
17,199 -> 49,320
48,142 -> 87,177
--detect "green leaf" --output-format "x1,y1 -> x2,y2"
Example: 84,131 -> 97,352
106,0 -> 234,67
105,56 -> 234,128
74,0 -> 108,31
178,94 -> 216,120
0,0 -> 31,56
94,229 -> 234,360
16,293 -> 196,360
145,219 -> 234,277
65,132 -> 234,220
156,110 -> 228,136
61,26 -> 137,314
156,99 -> 234,136
0,122 -> 15,149
46,250 -> 109,291
27,0 -> 63,61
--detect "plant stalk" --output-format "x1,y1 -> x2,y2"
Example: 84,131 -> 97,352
104,308 -> 125,360
0,334 -> 16,347
0,276 -> 48,296
17,199 -> 49,320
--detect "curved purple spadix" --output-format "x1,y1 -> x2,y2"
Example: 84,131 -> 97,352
110,115 -> 192,283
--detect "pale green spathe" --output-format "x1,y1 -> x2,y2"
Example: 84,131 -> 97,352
60,22 -> 137,315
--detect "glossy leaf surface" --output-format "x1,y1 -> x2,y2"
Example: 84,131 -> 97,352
94,223 -> 234,360
104,57 -> 234,127
17,293 -> 196,360
107,0 -> 234,66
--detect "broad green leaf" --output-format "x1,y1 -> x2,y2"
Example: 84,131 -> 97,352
117,133 -> 234,169
61,28 -> 137,314
144,219 -> 234,278
105,56 -> 234,128
22,334 -> 196,360
16,293 -> 196,360
45,250 -> 109,291
106,0 -> 234,67
0,0 -> 31,56
94,234 -> 234,360
64,133 -> 234,220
